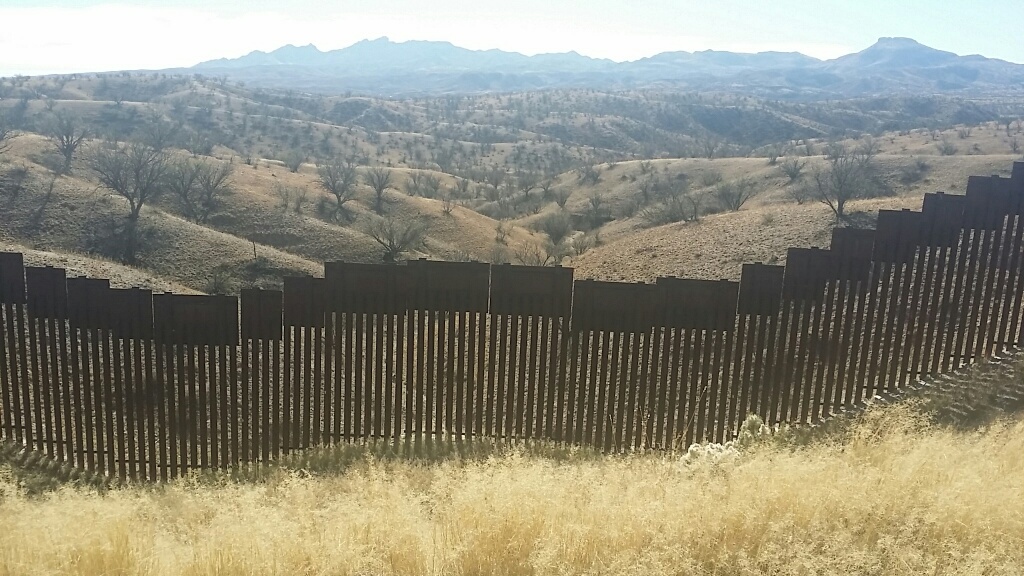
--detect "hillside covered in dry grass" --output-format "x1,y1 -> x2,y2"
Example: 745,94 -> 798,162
1,72 -> 1023,293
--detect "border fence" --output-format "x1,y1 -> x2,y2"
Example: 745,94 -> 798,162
1,162 -> 1023,481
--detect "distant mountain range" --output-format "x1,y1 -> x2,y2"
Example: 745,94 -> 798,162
187,37 -> 1024,99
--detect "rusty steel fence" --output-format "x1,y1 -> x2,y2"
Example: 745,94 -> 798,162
1,162 -> 1023,481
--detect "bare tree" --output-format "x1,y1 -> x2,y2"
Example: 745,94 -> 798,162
553,188 -> 571,209
484,167 -> 506,191
803,145 -> 877,222
517,170 -> 539,197
779,158 -> 805,182
639,177 -> 700,226
454,177 -> 471,198
195,161 -> 232,219
89,142 -> 169,262
441,191 -> 455,216
420,174 -> 442,198
495,221 -> 512,244
317,157 -> 357,221
575,164 -> 600,185
513,242 -> 548,266
284,151 -> 304,173
0,112 -> 18,158
700,137 -> 722,159
165,157 -> 202,217
713,178 -> 760,211
534,211 -> 573,244
366,216 -> 428,262
537,178 -> 554,199
273,183 -> 297,212
364,167 -> 392,214
582,192 -> 609,228
405,171 -> 425,196
637,175 -> 659,205
143,119 -> 179,152
46,111 -> 89,174
90,142 -> 168,221
167,158 -> 233,223
684,188 -> 711,222
184,132 -> 213,157
856,135 -> 880,159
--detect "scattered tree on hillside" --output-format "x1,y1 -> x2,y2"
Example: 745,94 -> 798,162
284,151 -> 304,172
700,137 -> 722,159
484,167 -> 506,191
699,170 -> 722,188
936,138 -> 957,156
441,191 -> 455,215
420,174 -> 442,198
637,175 -> 659,205
273,183 -> 306,212
534,211 -> 573,244
195,162 -> 233,220
364,167 -> 393,214
537,178 -> 554,199
575,164 -> 600,185
713,178 -> 760,211
494,221 -> 512,244
454,177 -> 471,198
143,119 -> 179,152
317,157 -> 358,221
513,242 -> 548,266
517,170 -> 539,197
366,216 -> 428,262
801,144 -> 883,222
166,158 -> 233,223
90,142 -> 169,222
88,142 -> 169,262
405,171 -> 425,196
581,192 -> 610,229
46,111 -> 89,174
0,112 -> 17,158
684,188 -> 711,222
857,135 -> 880,158
779,158 -> 805,182
184,132 -> 213,157
553,187 -> 571,209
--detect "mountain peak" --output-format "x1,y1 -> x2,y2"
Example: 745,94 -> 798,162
872,37 -> 925,48
272,43 -> 320,53
828,36 -> 958,70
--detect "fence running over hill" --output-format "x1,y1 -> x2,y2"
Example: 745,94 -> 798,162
2,163 -> 1024,481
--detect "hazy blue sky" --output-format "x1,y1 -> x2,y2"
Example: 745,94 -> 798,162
1,0 -> 1021,75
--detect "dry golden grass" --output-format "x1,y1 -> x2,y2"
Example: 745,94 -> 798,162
2,405 -> 1023,575
0,239 -> 199,294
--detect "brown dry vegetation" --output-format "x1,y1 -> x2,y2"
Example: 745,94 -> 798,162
1,402 -> 1023,575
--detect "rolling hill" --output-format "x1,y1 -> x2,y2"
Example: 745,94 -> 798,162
0,69 -> 1022,295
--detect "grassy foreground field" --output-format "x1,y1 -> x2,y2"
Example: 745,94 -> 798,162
1,404 -> 1022,575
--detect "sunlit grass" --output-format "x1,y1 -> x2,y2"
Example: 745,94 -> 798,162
1,405 -> 1023,575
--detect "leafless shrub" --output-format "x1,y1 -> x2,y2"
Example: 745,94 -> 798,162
365,216 -> 429,262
